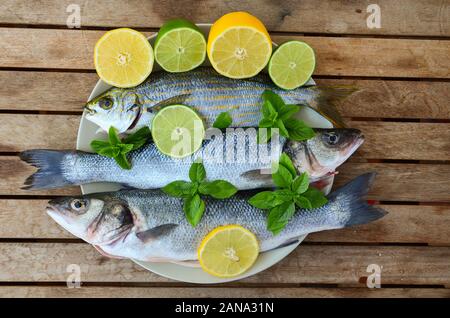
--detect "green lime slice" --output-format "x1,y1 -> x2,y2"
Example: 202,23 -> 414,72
151,105 -> 205,158
268,41 -> 316,90
154,19 -> 206,72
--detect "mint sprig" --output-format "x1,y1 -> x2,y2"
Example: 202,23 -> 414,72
90,126 -> 151,170
213,111 -> 233,129
163,162 -> 237,226
248,153 -> 328,235
257,90 -> 315,143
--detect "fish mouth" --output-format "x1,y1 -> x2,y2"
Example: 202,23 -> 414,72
84,103 -> 96,116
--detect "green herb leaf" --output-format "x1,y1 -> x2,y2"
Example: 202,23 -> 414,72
248,191 -> 278,209
262,90 -> 285,112
259,117 -> 275,128
183,194 -> 205,227
114,152 -> 131,170
292,172 -> 309,194
122,126 -> 151,150
302,187 -> 328,208
272,165 -> 293,188
273,189 -> 295,202
267,201 -> 295,235
162,181 -> 192,197
257,127 -> 274,144
261,99 -> 278,118
198,180 -> 237,199
294,195 -> 312,209
98,146 -> 120,158
279,104 -> 300,121
213,112 -> 233,129
118,143 -> 134,154
275,118 -> 289,137
189,162 -> 206,183
278,153 -> 297,178
108,126 -> 121,145
90,140 -> 111,153
284,118 -> 316,141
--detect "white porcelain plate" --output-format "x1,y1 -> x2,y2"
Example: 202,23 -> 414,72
77,24 -> 334,284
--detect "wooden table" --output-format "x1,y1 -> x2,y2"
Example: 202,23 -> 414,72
0,0 -> 449,298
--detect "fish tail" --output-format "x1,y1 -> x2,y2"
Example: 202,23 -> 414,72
20,150 -> 74,190
308,86 -> 358,127
329,173 -> 388,227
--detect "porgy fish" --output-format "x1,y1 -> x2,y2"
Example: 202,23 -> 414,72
84,67 -> 355,133
21,128 -> 363,190
46,173 -> 387,263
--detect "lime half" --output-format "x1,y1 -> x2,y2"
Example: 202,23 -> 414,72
151,105 -> 205,158
268,41 -> 316,90
154,19 -> 206,72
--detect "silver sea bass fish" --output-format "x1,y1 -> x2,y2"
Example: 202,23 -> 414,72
46,173 -> 387,263
85,67 -> 354,133
21,128 -> 363,190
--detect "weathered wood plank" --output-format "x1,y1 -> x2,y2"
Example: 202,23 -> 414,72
0,156 -> 81,196
336,162 -> 450,202
2,156 -> 449,201
1,114 -> 449,161
1,28 -> 449,78
0,243 -> 448,285
2,70 -> 450,119
1,286 -> 449,298
1,0 -> 448,36
1,200 -> 449,245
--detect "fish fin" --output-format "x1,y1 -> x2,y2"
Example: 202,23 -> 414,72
19,150 -> 74,190
151,94 -> 192,111
120,184 -> 138,190
93,244 -> 125,259
136,224 -> 178,243
305,86 -> 358,128
329,172 -> 388,227
170,260 -> 201,268
240,170 -> 272,183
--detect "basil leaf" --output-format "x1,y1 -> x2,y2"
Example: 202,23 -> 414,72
272,164 -> 293,188
262,90 -> 285,112
183,194 -> 205,227
279,104 -> 300,121
213,112 -> 233,129
257,127 -> 274,144
90,140 -> 111,153
108,126 -> 121,145
259,117 -> 275,128
98,146 -> 120,158
267,201 -> 295,235
122,126 -> 151,150
292,172 -> 309,194
284,118 -> 316,141
279,153 -> 297,178
162,180 -> 192,197
199,180 -> 237,199
248,191 -> 277,209
114,152 -> 131,170
294,195 -> 312,209
302,187 -> 328,208
275,118 -> 289,137
273,189 -> 295,202
261,99 -> 277,118
119,143 -> 134,154
189,162 -> 206,182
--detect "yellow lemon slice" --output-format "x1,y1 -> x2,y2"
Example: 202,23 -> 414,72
198,225 -> 259,278
94,28 -> 154,88
207,12 -> 272,79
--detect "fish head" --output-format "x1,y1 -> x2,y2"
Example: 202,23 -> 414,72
85,88 -> 141,133
287,128 -> 364,180
46,195 -> 134,245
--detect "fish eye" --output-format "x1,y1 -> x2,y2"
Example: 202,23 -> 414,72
323,132 -> 339,146
99,97 -> 113,110
70,199 -> 87,211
